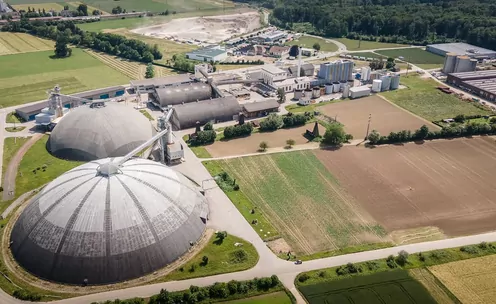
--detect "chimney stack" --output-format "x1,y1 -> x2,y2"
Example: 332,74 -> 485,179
297,47 -> 302,77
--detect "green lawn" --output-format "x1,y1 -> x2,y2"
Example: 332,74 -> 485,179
376,48 -> 444,69
5,127 -> 26,133
139,109 -> 154,121
5,113 -> 23,124
299,270 -> 436,304
161,233 -> 258,281
335,38 -> 406,51
2,137 -> 29,178
191,146 -> 212,158
0,48 -> 130,107
225,291 -> 293,304
286,36 -> 338,52
15,135 -> 83,200
286,99 -> 343,114
381,75 -> 492,121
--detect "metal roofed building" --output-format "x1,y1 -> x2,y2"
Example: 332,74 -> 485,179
10,157 -> 208,285
186,46 -> 228,62
48,102 -> 155,161
426,43 -> 496,59
243,99 -> 280,118
447,70 -> 496,101
447,70 -> 496,82
261,65 -> 288,85
171,96 -> 241,130
130,74 -> 195,92
153,83 -> 213,107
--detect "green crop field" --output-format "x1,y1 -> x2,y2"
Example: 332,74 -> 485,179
335,38 -> 406,51
376,48 -> 445,69
208,151 -> 388,257
381,75 -> 492,121
286,36 -> 338,52
0,48 -> 129,107
225,291 -> 293,304
299,270 -> 437,304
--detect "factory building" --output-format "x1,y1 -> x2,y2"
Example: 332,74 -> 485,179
317,60 -> 354,83
10,157 -> 208,285
447,70 -> 496,102
427,43 -> 496,60
268,46 -> 290,58
443,53 -> 477,73
48,102 -> 155,161
152,83 -> 213,107
287,63 -> 315,77
261,65 -> 288,85
242,99 -> 280,118
130,75 -> 196,93
258,30 -> 287,43
274,77 -> 311,93
186,45 -> 228,62
171,96 -> 241,130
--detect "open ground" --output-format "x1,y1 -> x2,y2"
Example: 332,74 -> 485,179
210,151 -> 388,256
381,76 -> 493,121
131,12 -> 261,44
315,137 -> 496,236
285,36 -> 338,52
205,124 -> 325,158
0,32 -> 53,56
0,48 -> 129,106
318,95 -> 439,139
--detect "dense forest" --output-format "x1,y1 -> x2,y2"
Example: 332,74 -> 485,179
1,20 -> 162,62
238,0 -> 496,49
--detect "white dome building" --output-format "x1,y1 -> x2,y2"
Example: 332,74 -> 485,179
48,102 -> 155,161
10,157 -> 208,285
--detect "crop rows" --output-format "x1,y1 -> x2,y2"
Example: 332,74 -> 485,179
86,50 -> 143,79
0,33 -> 53,55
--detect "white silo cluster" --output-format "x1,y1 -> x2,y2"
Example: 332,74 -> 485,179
361,66 -> 371,82
369,73 -> 400,92
443,53 -> 477,74
372,79 -> 382,92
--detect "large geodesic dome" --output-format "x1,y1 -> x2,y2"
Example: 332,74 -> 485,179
48,102 -> 155,161
10,157 -> 209,285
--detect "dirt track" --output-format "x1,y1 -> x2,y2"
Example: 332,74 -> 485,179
314,137 -> 496,236
319,96 -> 439,139
2,134 -> 43,201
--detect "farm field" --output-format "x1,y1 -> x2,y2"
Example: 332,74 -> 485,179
0,32 -> 53,55
286,36 -> 338,52
205,124 -> 325,158
429,254 -> 496,304
299,270 -> 436,304
409,268 -> 457,304
318,95 -> 439,139
0,48 -> 129,107
11,2 -> 64,12
376,48 -> 445,69
381,76 -> 492,121
335,38 -> 406,51
225,291 -> 292,304
210,151 -> 387,256
314,137 -> 496,236
67,1 -> 108,14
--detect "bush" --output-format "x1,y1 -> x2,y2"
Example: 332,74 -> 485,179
298,273 -> 309,282
386,255 -> 397,268
336,262 -> 362,275
209,282 -> 229,299
190,285 -> 200,293
318,270 -> 326,277
367,130 -> 381,144
418,252 -> 426,262
430,250 -> 448,260
283,113 -> 308,127
365,261 -> 380,271
201,255 -> 209,266
193,130 -> 216,145
345,133 -> 353,142
204,121 -> 214,131
454,114 -> 466,123
322,123 -> 346,145
230,249 -> 248,263
223,123 -> 253,139
260,114 -> 283,131
13,290 -> 41,301
396,250 -> 409,266
460,245 -> 479,254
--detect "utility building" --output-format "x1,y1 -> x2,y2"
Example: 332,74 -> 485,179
427,43 -> 496,60
186,45 -> 227,62
261,65 -> 288,85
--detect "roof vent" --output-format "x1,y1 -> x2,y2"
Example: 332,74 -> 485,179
96,162 -> 121,177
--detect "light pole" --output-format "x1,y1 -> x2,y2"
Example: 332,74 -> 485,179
365,114 -> 372,139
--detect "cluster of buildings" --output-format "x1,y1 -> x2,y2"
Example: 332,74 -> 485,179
427,42 -> 496,60
447,70 -> 496,102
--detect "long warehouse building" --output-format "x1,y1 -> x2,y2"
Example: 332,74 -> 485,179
447,70 -> 496,101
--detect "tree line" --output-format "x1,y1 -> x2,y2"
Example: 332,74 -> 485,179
1,19 -> 162,63
239,0 -> 496,49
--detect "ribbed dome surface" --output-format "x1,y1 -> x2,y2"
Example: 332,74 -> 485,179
10,158 -> 208,285
48,102 -> 155,161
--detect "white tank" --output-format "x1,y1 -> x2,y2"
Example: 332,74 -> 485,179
372,79 -> 382,92
361,66 -> 371,81
325,84 -> 333,94
454,56 -> 474,73
340,81 -> 347,90
343,85 -> 350,98
333,82 -> 340,92
390,75 -> 400,90
443,53 -> 457,74
380,75 -> 391,91
312,87 -> 321,98
294,90 -> 303,100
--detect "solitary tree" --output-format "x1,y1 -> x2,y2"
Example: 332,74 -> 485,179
286,139 -> 295,148
367,129 -> 381,144
276,88 -> 286,104
322,124 -> 346,145
145,63 -> 155,79
54,34 -> 71,58
312,42 -> 321,51
386,57 -> 396,69
259,141 -> 268,152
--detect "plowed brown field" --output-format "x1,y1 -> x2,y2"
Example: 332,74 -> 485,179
314,137 -> 496,236
318,95 -> 439,139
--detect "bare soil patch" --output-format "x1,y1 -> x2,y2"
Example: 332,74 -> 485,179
319,95 -> 439,139
314,137 -> 496,236
131,12 -> 261,44
267,238 -> 292,255
206,124 -> 325,158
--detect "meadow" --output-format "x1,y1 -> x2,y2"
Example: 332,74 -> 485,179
380,75 -> 492,121
10,2 -> 64,12
299,270 -> 437,304
207,151 -> 388,256
0,48 -> 129,106
285,36 -> 338,52
335,38 -> 405,51
376,48 -> 445,69
225,291 -> 293,304
0,32 -> 53,55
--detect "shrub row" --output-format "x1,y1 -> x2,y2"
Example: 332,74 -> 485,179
260,113 -> 311,132
223,124 -> 253,139
215,172 -> 239,191
283,114 -> 308,128
13,290 -> 41,301
191,130 -> 216,146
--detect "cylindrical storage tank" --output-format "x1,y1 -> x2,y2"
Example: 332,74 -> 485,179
333,82 -> 340,92
312,87 -> 321,98
347,80 -> 355,88
361,66 -> 371,81
443,53 -> 457,74
380,75 -> 391,91
294,89 -> 303,100
390,75 -> 400,90
320,85 -> 326,95
454,56 -> 473,73
343,85 -> 350,98
340,80 -> 347,90
325,84 -> 333,94
372,79 -> 382,92
470,59 -> 477,72
304,89 -> 312,98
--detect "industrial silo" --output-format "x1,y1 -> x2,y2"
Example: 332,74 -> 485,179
443,53 -> 457,74
380,75 -> 391,91
312,87 -> 321,98
361,66 -> 371,81
390,74 -> 400,90
332,82 -> 340,92
454,56 -> 473,73
325,84 -> 333,94
372,79 -> 382,92
343,85 -> 350,98
294,89 -> 303,100
347,80 -> 355,88
320,85 -> 326,96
